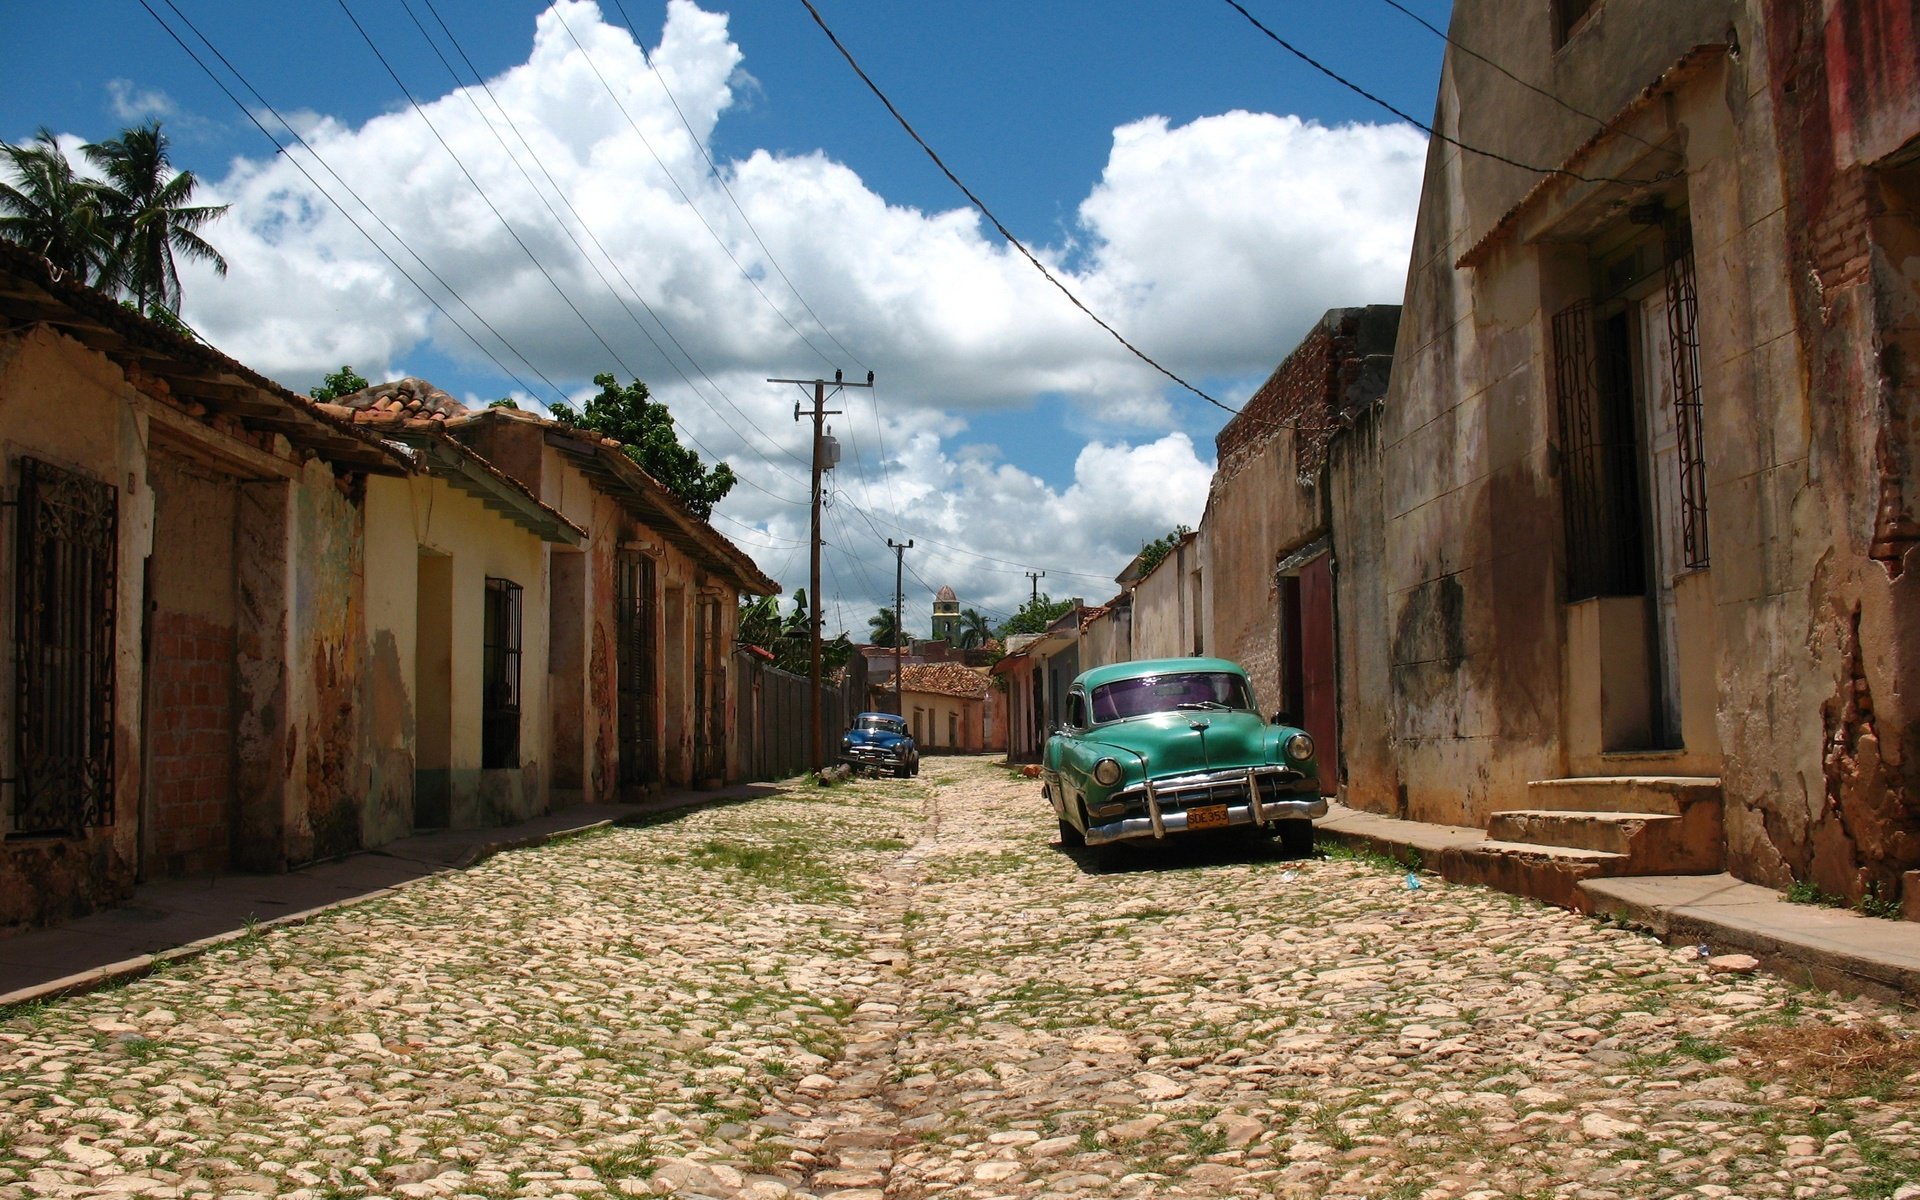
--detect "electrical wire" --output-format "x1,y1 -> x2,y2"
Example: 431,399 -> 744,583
1221,0 -> 1672,187
796,0 -> 1239,418
608,0 -> 867,372
407,0 -> 816,482
335,0 -> 644,380
141,0 -> 569,403
549,2 -> 850,371
1375,0 -> 1677,158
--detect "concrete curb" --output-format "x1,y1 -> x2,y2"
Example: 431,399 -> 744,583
1312,806 -> 1920,1007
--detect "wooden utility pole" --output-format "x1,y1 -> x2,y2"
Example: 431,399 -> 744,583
772,369 -> 873,769
888,537 -> 912,716
1027,570 -> 1046,605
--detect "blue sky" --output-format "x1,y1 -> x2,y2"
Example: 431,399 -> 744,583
1,0 -> 1450,636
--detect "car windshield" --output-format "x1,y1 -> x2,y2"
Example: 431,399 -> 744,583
1089,672 -> 1255,722
855,716 -> 907,736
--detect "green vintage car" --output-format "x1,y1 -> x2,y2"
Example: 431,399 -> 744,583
1042,657 -> 1325,856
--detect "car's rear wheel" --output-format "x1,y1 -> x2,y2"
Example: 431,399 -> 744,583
1278,820 -> 1315,859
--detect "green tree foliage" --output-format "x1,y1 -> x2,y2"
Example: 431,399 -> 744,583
487,397 -> 519,410
309,365 -> 370,402
549,373 -> 736,520
867,606 -> 905,649
81,122 -> 227,317
1135,524 -> 1193,577
957,607 -> 992,649
739,590 -> 850,675
0,129 -> 111,285
996,594 -> 1075,639
1,122 -> 227,319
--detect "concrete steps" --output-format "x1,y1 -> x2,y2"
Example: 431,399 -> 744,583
1467,777 -> 1725,900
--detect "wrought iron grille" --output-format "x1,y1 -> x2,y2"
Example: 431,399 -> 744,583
481,576 -> 522,769
1663,217 -> 1710,569
12,457 -> 118,835
1551,302 -> 1646,600
615,550 -> 657,786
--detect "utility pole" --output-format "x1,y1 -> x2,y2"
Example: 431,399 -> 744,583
888,537 -> 912,717
772,369 -> 874,770
1026,570 -> 1046,605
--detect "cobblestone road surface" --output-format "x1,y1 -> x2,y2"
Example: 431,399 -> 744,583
3,757 -> 1917,1199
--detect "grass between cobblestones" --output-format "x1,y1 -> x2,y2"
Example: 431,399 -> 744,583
2,759 -> 1917,1200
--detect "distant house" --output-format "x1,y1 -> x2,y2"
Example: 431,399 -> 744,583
881,662 -> 990,753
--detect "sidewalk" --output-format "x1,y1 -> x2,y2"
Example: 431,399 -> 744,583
0,781 -> 786,1007
1317,801 -> 1920,1006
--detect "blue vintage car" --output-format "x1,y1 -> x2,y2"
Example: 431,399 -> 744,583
1042,657 -> 1324,855
841,712 -> 920,778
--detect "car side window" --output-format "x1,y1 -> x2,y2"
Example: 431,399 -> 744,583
1069,692 -> 1089,729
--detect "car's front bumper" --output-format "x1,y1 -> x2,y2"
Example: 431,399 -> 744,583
842,747 -> 905,770
1085,765 -> 1327,846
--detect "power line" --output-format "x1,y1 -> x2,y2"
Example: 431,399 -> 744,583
335,0 -> 643,381
608,0 -> 867,372
796,0 -> 1238,418
1221,0 -> 1671,188
406,0 -> 816,482
141,0 -> 569,404
549,2 -> 848,370
1375,0 -> 1676,158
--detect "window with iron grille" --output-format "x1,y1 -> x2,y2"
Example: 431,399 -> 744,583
1662,216 -> 1710,569
482,576 -> 522,769
11,457 -> 118,836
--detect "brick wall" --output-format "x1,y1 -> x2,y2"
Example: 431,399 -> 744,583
1215,307 -> 1399,481
147,610 -> 235,876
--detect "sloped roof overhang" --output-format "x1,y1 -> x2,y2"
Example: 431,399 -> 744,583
0,241 -> 407,476
544,429 -> 778,596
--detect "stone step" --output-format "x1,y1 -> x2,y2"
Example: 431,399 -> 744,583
1444,840 -> 1628,912
1519,775 -> 1722,816
1486,809 -> 1722,874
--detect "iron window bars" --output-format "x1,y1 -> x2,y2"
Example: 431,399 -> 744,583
482,576 -> 522,769
11,457 -> 118,836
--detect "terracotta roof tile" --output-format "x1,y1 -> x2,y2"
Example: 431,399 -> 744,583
898,661 -> 990,699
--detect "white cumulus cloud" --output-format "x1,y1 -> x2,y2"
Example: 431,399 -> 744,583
157,0 -> 1420,629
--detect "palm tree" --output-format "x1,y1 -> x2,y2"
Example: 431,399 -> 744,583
868,607 -> 903,648
957,608 -> 992,649
82,121 -> 227,316
0,128 -> 111,284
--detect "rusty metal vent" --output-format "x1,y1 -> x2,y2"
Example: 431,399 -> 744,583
12,457 -> 118,836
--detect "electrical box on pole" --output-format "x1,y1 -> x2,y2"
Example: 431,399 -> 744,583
771,370 -> 874,770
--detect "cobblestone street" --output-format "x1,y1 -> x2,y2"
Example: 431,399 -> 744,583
3,757 -> 1918,1200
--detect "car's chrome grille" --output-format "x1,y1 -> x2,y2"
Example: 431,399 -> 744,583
1114,766 -> 1306,811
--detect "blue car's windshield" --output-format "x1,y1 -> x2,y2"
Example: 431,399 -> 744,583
855,716 -> 907,736
1090,672 -> 1255,722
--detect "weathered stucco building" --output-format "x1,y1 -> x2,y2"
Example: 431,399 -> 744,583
0,246 -> 783,934
1357,0 -> 1920,909
0,240 -> 404,927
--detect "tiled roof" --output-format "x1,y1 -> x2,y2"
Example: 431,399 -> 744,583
898,662 -> 990,699
314,399 -> 584,546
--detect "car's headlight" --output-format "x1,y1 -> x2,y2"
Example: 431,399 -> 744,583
894,744 -> 909,758
841,738 -> 852,749
1092,758 -> 1123,786
1284,732 -> 1315,762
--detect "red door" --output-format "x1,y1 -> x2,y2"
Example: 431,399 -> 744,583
1298,555 -> 1339,797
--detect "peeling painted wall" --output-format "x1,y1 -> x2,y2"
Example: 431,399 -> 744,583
0,327 -> 148,928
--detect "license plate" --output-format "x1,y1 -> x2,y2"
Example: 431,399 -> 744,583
1186,804 -> 1229,830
